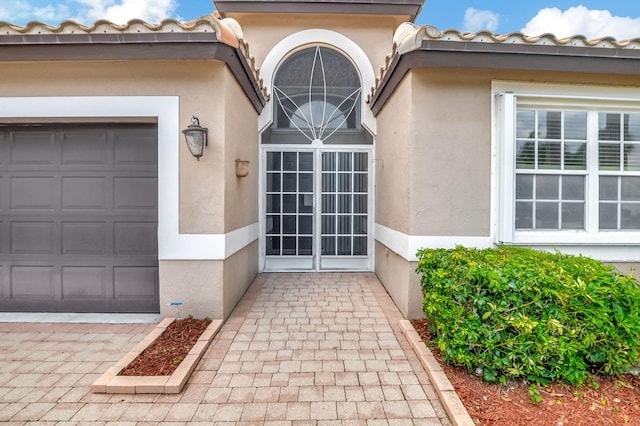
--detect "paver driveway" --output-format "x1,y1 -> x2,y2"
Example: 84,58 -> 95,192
0,272 -> 450,424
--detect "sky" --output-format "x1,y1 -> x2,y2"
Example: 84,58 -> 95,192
1,0 -> 640,40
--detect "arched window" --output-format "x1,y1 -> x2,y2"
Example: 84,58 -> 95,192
265,46 -> 371,145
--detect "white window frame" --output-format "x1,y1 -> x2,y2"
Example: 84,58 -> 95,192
494,82 -> 640,247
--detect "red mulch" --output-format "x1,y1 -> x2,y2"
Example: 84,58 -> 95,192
411,320 -> 640,425
119,318 -> 211,376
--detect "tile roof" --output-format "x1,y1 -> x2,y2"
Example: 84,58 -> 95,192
369,22 -> 640,102
0,14 -> 268,102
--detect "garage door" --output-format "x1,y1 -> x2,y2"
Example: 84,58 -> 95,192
0,123 -> 159,313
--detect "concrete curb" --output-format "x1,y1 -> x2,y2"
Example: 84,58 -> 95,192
399,320 -> 475,426
92,317 -> 223,394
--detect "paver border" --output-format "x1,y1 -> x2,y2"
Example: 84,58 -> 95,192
399,319 -> 475,426
92,317 -> 223,394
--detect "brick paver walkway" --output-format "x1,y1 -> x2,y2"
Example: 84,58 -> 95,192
0,273 -> 449,424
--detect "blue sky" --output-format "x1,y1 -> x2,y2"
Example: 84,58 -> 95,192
2,1 -> 640,40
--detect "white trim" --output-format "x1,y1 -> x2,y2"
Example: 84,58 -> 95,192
374,224 -> 494,262
259,29 -> 376,135
375,224 -> 640,263
0,96 -> 258,261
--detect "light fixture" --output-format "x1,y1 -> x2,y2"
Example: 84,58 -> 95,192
182,116 -> 208,160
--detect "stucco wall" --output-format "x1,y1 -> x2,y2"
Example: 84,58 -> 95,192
409,69 -> 492,236
227,14 -> 402,75
223,241 -> 259,318
374,73 -> 412,234
0,59 -> 261,318
0,59 -> 228,234
224,69 -> 260,232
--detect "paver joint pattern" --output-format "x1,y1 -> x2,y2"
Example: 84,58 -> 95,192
0,272 -> 451,425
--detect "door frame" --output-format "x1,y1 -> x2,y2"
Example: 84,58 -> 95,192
259,143 -> 375,272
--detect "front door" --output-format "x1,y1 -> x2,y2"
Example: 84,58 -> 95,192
263,148 -> 371,271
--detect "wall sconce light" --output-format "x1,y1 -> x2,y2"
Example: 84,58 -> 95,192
235,159 -> 250,177
182,116 -> 208,160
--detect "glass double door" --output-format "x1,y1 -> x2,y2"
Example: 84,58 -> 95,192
263,149 -> 370,271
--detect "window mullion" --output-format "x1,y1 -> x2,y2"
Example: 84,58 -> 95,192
586,110 -> 600,234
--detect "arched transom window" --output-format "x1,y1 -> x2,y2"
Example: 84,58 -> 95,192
272,46 -> 363,144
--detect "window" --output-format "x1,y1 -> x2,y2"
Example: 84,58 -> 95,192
497,88 -> 640,245
265,46 -> 371,145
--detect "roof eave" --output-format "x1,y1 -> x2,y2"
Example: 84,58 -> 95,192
0,33 -> 266,112
370,41 -> 640,116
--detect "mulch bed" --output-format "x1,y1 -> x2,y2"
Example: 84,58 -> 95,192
119,318 -> 211,376
412,320 -> 640,425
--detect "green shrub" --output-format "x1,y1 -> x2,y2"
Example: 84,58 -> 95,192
416,246 -> 640,386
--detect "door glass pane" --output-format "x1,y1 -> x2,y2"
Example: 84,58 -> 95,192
338,173 -> 351,192
299,173 -> 313,192
266,215 -> 280,234
283,173 -> 297,192
299,152 -> 313,171
283,152 -> 297,170
282,236 -> 296,255
266,236 -> 280,255
338,215 -> 351,234
338,152 -> 352,171
299,194 -> 313,213
354,194 -> 367,213
354,173 -> 367,193
267,152 -> 281,171
354,152 -> 368,171
322,215 -> 335,234
267,194 -> 281,213
283,194 -> 296,213
298,237 -> 312,255
338,194 -> 352,213
354,216 -> 367,234
322,236 -> 335,255
283,216 -> 296,234
323,152 -> 336,171
299,215 -> 312,234
353,237 -> 367,255
337,236 -> 351,255
267,172 -> 281,192
322,173 -> 335,192
323,194 -> 335,213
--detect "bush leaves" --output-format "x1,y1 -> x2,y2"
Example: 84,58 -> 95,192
416,246 -> 640,386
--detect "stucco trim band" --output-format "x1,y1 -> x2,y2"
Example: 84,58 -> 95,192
375,224 -> 494,261
375,223 -> 640,263
161,222 -> 259,260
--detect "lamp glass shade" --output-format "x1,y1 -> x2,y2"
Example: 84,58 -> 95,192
182,124 -> 208,160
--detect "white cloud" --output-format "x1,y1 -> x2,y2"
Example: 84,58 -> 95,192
0,0 -> 178,25
72,0 -> 178,25
522,6 -> 640,40
462,7 -> 499,33
0,1 -> 70,24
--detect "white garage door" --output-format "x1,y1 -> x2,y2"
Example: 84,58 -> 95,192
0,123 -> 159,313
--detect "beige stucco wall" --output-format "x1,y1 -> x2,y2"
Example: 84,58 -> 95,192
375,72 -> 412,234
373,66 -> 640,318
224,69 -> 260,232
0,59 -> 228,234
230,13 -> 401,79
0,58 -> 261,318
